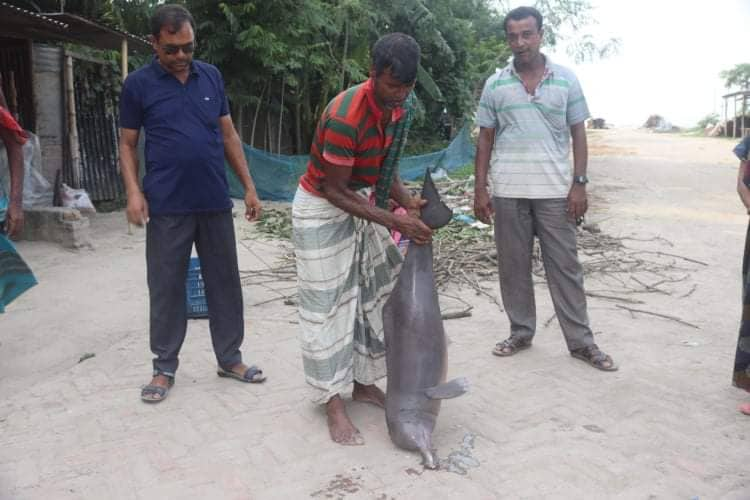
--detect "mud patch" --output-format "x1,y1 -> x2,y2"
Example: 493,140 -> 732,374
310,471 -> 364,499
437,433 -> 481,475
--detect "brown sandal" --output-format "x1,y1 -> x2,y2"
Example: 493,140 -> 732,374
140,375 -> 174,403
570,345 -> 618,371
492,337 -> 532,357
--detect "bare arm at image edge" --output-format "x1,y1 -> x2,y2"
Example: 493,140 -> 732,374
0,125 -> 25,238
738,159 -> 750,213
0,84 -> 26,238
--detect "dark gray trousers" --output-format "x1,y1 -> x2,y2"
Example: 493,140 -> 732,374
146,211 -> 244,377
492,197 -> 595,351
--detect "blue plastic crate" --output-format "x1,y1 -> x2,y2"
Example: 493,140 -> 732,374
186,257 -> 209,318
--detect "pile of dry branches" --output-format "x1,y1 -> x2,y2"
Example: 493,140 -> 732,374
242,177 -> 706,326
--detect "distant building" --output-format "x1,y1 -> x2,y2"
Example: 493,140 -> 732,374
722,90 -> 750,138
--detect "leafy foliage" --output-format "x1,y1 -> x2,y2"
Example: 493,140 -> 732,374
27,0 -> 606,153
721,64 -> 750,91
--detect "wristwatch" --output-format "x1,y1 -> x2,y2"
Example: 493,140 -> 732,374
573,175 -> 589,185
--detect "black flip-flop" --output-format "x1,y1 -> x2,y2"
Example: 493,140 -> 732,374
217,365 -> 267,383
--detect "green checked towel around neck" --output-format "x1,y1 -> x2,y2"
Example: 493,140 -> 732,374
373,93 -> 416,209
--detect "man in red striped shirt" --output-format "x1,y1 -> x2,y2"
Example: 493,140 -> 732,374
293,33 -> 432,446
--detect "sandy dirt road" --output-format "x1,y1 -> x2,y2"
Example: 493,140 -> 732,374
0,129 -> 748,499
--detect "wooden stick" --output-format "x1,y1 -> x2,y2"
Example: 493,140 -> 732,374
615,305 -> 699,329
585,292 -> 645,304
680,284 -> 698,298
630,250 -> 708,266
442,308 -> 472,320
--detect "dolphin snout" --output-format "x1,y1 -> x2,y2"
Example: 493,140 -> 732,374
420,448 -> 438,469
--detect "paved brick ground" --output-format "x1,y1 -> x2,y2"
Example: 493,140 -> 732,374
0,130 -> 748,499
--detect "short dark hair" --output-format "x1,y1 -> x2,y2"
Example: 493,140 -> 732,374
371,33 -> 421,84
150,4 -> 196,38
503,6 -> 543,33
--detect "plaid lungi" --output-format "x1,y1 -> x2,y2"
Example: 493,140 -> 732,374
292,187 -> 403,404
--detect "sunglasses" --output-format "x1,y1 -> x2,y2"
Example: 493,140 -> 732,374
160,41 -> 195,55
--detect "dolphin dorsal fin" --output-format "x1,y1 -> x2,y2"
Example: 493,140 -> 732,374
419,169 -> 453,229
424,377 -> 469,399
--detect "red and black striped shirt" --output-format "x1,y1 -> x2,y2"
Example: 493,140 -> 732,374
299,78 -> 405,196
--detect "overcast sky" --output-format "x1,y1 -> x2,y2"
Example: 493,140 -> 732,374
502,0 -> 750,127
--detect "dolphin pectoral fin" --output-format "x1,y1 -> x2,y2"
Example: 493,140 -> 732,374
424,377 -> 469,400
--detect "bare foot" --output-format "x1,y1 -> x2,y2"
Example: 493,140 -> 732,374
740,402 -> 750,416
352,382 -> 385,409
326,395 -> 364,446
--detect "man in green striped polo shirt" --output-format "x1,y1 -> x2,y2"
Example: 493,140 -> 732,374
292,33 -> 433,446
474,6 -> 617,371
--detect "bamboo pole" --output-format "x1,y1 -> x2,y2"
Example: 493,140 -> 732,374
64,54 -> 82,188
121,39 -> 134,234
724,97 -> 728,136
7,70 -> 18,119
735,95 -> 739,138
277,77 -> 285,154
340,19 -> 349,91
121,39 -> 128,79
235,104 -> 244,142
250,81 -> 267,149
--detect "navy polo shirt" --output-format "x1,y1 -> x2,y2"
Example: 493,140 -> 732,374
119,58 -> 232,215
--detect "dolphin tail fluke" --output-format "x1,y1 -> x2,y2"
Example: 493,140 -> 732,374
420,448 -> 438,470
424,377 -> 469,400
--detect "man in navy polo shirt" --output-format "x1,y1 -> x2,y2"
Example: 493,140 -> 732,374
119,4 -> 266,403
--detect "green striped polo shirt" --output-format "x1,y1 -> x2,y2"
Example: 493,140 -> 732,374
299,78 -> 405,196
476,55 -> 590,198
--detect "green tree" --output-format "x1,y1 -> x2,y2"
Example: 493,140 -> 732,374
21,0 -> 609,153
721,64 -> 750,91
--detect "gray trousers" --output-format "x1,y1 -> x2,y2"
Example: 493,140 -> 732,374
492,197 -> 594,351
146,211 -> 244,377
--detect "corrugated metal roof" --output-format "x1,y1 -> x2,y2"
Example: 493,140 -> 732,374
0,2 -> 150,54
43,12 -> 151,52
723,90 -> 750,99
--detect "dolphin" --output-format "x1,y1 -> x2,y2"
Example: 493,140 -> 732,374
383,169 -> 469,469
